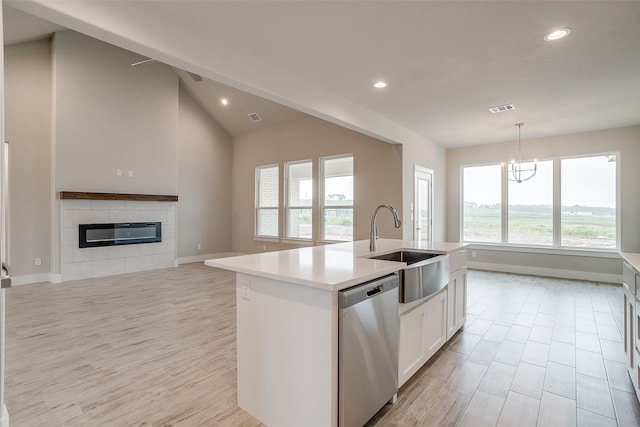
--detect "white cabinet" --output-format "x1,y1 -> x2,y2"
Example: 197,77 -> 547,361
623,261 -> 640,400
624,285 -> 635,383
426,288 -> 448,355
447,250 -> 467,340
447,267 -> 467,340
398,288 -> 447,386
398,298 -> 427,385
398,249 -> 468,387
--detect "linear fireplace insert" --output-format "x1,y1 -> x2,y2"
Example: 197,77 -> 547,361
79,222 -> 162,248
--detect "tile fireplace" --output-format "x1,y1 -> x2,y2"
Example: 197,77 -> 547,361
59,192 -> 177,282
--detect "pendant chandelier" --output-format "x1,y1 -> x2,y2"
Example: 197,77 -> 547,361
508,123 -> 537,183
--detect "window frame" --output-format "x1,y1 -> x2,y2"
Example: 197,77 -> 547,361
462,163 -> 503,244
284,159 -> 314,242
559,153 -> 618,250
319,153 -> 354,242
254,164 -> 280,240
507,159 -> 554,247
461,152 -> 619,252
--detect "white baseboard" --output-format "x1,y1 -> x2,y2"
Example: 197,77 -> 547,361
177,252 -> 240,265
10,273 -> 53,286
10,254 -> 240,285
468,261 -> 623,284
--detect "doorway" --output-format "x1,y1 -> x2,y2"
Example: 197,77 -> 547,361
413,166 -> 433,242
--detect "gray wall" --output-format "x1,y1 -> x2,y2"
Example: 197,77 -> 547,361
177,84 -> 233,259
4,39 -> 52,280
446,125 -> 640,281
232,116 -> 403,254
11,29 -> 636,283
53,31 -> 179,194
5,32 -> 234,281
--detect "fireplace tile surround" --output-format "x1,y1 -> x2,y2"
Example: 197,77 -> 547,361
60,199 -> 176,282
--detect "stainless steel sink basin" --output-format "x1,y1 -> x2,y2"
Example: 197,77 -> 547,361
370,250 -> 449,304
369,250 -> 439,265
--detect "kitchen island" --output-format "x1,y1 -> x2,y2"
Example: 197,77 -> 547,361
205,239 -> 466,427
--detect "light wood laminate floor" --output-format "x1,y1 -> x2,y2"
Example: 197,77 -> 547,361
5,264 -> 640,426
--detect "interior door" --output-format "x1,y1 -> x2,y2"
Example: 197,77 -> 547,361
414,166 -> 433,242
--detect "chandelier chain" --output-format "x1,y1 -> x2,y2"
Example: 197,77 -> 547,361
508,122 -> 537,183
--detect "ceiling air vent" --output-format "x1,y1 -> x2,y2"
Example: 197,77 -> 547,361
488,104 -> 515,114
248,112 -> 262,122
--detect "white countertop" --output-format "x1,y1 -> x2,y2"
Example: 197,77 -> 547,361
205,239 -> 467,291
621,252 -> 640,273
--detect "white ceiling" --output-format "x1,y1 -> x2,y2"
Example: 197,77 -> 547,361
175,69 -> 306,137
2,5 -> 63,44
4,1 -> 640,148
3,6 -> 305,138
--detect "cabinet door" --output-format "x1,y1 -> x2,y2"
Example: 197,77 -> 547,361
624,289 -> 636,378
426,289 -> 447,357
635,348 -> 640,400
398,302 -> 427,386
636,300 -> 640,355
398,289 -> 449,386
447,268 -> 468,340
454,268 -> 467,330
624,262 -> 637,295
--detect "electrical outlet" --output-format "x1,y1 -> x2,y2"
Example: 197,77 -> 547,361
262,244 -> 267,251
472,251 -> 477,258
241,280 -> 251,301
197,243 -> 201,250
116,169 -> 122,177
35,257 -> 42,266
128,170 -> 134,178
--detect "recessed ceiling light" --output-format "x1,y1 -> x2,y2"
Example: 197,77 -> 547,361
220,98 -> 229,106
544,28 -> 571,41
373,81 -> 388,89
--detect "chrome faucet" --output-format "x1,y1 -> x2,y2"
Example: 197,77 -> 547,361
370,204 -> 402,252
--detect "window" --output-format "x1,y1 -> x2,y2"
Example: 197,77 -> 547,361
463,165 -> 502,243
285,160 -> 313,240
508,160 -> 553,245
255,165 -> 279,238
461,154 -> 617,250
561,155 -> 616,248
320,155 -> 353,241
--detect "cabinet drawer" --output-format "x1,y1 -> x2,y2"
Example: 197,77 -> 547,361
449,250 -> 467,272
624,262 -> 637,295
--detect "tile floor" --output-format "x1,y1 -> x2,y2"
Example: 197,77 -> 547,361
370,269 -> 640,426
5,265 -> 640,426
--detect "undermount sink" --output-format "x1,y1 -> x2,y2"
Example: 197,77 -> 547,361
369,250 -> 449,304
369,250 -> 439,265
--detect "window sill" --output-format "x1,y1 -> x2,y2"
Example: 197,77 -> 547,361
281,238 -> 315,246
465,243 -> 620,259
254,236 -> 280,243
317,239 -> 351,245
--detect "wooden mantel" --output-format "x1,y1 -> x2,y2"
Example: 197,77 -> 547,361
60,191 -> 178,202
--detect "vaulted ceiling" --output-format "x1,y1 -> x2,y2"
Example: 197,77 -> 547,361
4,1 -> 640,147
3,6 -> 306,138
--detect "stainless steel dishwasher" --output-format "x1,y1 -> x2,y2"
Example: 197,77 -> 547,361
339,274 -> 399,427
